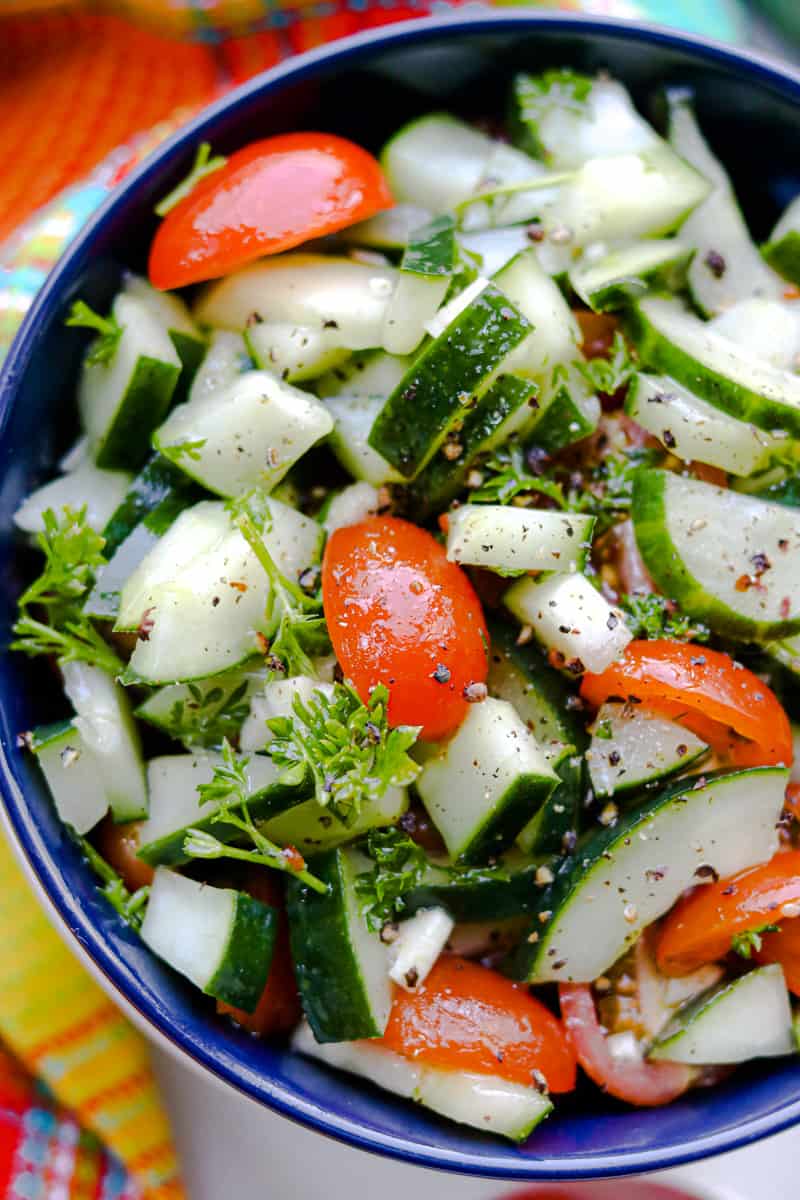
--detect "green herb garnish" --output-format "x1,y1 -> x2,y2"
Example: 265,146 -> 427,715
619,592 -> 710,644
266,682 -> 420,829
471,444 -> 569,507
577,332 -> 637,396
66,300 -> 123,367
155,142 -> 227,217
731,923 -> 780,959
161,438 -> 207,465
162,679 -> 252,749
81,838 -> 150,929
355,828 -> 429,930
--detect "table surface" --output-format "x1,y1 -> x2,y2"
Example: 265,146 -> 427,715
151,1045 -> 797,1200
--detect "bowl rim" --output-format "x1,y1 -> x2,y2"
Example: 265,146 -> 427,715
3,9 -> 800,1180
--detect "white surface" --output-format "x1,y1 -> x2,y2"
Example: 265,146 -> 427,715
151,1044 -> 798,1200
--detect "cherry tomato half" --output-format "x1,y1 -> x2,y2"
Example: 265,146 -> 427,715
96,817 -> 154,893
149,132 -> 393,290
381,956 -> 576,1092
580,640 -> 793,769
322,516 -> 488,742
656,850 -> 800,977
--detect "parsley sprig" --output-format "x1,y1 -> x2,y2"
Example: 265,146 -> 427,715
162,678 -> 252,749
66,300 -> 123,367
182,739 -> 327,893
155,142 -> 227,217
161,437 -> 207,465
731,923 -> 780,959
619,593 -> 710,644
81,839 -> 150,929
266,683 -> 420,829
577,332 -> 637,396
471,444 -> 568,507
229,489 -> 328,677
11,506 -> 123,676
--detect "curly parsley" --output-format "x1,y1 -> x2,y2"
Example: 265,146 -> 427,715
161,678 -> 252,749
355,828 -> 430,930
619,593 -> 710,643
66,300 -> 123,367
266,682 -> 420,829
81,839 -> 149,929
577,332 -> 637,396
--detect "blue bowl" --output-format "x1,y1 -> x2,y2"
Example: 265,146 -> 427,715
2,11 -> 800,1180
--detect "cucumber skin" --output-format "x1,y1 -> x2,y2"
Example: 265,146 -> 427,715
762,234 -> 800,286
632,468 -> 800,640
169,330 -> 207,405
206,892 -> 278,1012
407,374 -> 536,518
102,453 -> 202,557
525,372 -> 598,454
580,249 -> 694,313
369,285 -> 533,479
624,302 -> 800,438
450,772 -> 558,866
403,215 -> 457,277
405,858 -> 544,922
136,773 -> 311,868
286,849 -> 384,1043
95,356 -> 181,471
517,757 -> 583,857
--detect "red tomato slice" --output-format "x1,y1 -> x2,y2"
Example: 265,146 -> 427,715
322,516 -> 488,742
149,132 -> 393,290
580,640 -> 793,769
755,919 -> 800,996
656,850 -> 800,977
558,983 -> 692,1106
380,956 -> 576,1093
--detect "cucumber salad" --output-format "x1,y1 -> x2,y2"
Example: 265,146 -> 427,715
14,71 -> 800,1143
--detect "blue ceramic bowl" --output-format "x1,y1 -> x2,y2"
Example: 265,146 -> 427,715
2,11 -> 800,1180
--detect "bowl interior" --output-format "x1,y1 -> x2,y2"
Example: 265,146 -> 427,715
2,14 -> 800,1179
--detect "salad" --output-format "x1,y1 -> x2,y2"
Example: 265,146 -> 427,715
12,69 -> 800,1144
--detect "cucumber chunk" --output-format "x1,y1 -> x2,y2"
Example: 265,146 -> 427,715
446,504 -> 595,575
14,460 -> 132,537
30,721 -> 109,835
586,702 -> 708,797
625,373 -> 782,478
763,195 -> 800,285
511,766 -> 788,984
631,469 -> 800,640
245,321 -> 350,383
388,907 -> 454,991
136,751 -> 308,867
649,964 -> 795,1064
525,363 -> 601,453
323,395 -> 404,487
505,573 -> 632,675
154,370 -> 333,499
568,241 -> 693,313
666,90 -> 784,316
416,698 -> 558,864
194,254 -> 397,352
342,203 -> 432,250
287,847 -> 391,1041
61,662 -> 147,822
262,784 -> 408,856
78,293 -> 181,470
382,215 -> 457,356
135,663 -> 267,749
368,284 -> 532,479
709,299 -> 800,371
100,453 -> 202,559
123,274 -> 205,392
405,852 -> 544,923
322,482 -> 380,535
626,296 -> 800,437
189,330 -> 252,405
292,1022 -> 552,1141
141,868 -> 277,1012
493,248 -> 580,381
239,677 -> 334,753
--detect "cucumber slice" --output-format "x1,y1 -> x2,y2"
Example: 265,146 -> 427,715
666,90 -> 784,316
525,363 -> 601,453
405,852 -> 544,923
631,469 -> 800,640
649,964 -> 795,1064
323,395 -> 404,487
60,661 -> 147,822
416,698 -> 558,865
407,373 -> 538,518
446,504 -> 595,575
30,720 -> 109,835
316,349 -> 411,401
188,330 -> 252,405
154,370 -> 333,499
292,1022 -> 552,1141
709,299 -> 800,371
625,373 -> 782,478
494,249 -> 580,381
509,73 -> 659,170
123,274 -> 205,392
136,751 -> 308,867
388,907 -> 454,991
194,254 -> 397,352
135,663 -> 267,749
58,436 -> 90,473
245,321 -> 350,383
240,677 -> 334,753
763,195 -> 800,285
511,765 -> 788,984
382,215 -> 457,356
262,783 -> 408,856
569,241 -> 693,313
459,228 -> 531,277
626,296 -> 800,437
342,203 -> 432,250
78,293 -> 181,470
287,846 -> 391,1041
505,573 -> 632,675
586,702 -> 708,797
100,453 -> 202,559
141,868 -> 277,1012
368,283 -> 532,479
322,481 -> 379,535
14,459 -> 132,538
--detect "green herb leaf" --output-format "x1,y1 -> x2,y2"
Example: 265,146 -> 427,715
183,738 -> 327,893
266,682 -> 421,829
163,679 -> 252,749
161,437 -> 207,465
471,445 -> 569,507
155,142 -> 227,217
731,923 -> 780,959
80,838 -> 150,929
619,592 -> 710,644
355,828 -> 429,931
577,332 -> 637,396
66,300 -> 123,366
594,719 -> 613,740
